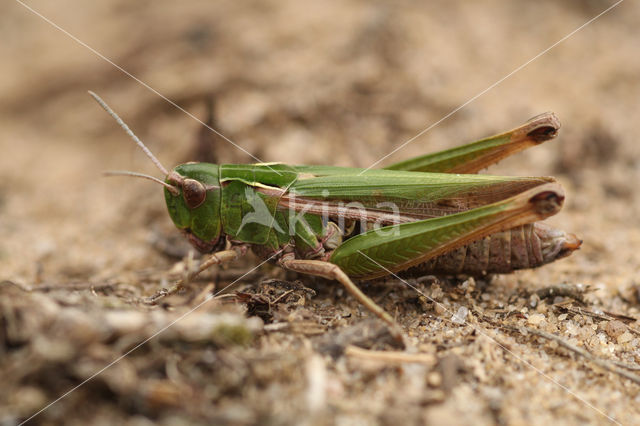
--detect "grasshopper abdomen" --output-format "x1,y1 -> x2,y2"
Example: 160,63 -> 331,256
401,223 -> 581,277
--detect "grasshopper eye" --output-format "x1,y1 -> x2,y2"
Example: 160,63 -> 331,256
182,178 -> 206,209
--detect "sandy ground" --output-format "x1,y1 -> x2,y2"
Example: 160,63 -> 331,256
1,1 -> 640,424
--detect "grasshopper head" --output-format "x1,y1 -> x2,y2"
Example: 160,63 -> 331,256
164,163 -> 223,252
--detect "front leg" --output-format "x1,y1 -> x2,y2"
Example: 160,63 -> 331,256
145,244 -> 249,304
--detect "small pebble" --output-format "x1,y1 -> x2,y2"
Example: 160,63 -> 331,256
604,320 -> 626,339
451,307 -> 468,325
617,331 -> 633,344
527,314 -> 545,325
427,372 -> 442,387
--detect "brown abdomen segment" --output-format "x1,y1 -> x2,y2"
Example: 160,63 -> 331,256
401,222 -> 581,277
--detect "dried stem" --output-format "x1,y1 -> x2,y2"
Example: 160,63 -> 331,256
505,325 -> 640,386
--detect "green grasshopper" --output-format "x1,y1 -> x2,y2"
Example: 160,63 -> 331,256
90,92 -> 580,336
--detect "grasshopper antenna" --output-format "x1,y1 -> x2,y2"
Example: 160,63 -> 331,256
103,171 -> 180,195
88,91 -> 170,176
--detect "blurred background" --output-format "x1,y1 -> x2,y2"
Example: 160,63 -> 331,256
2,0 -> 640,284
1,0 -> 640,424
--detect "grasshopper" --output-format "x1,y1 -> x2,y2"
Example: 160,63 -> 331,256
91,92 -> 580,336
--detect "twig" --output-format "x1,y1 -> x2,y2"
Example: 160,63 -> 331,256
264,322 -> 291,332
345,345 -> 436,365
506,325 -> 640,386
1,279 -> 115,293
601,310 -> 638,324
555,305 -> 638,324
554,305 -> 612,322
1,279 -> 32,292
270,289 -> 295,305
611,360 -> 640,371
533,283 -> 590,304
